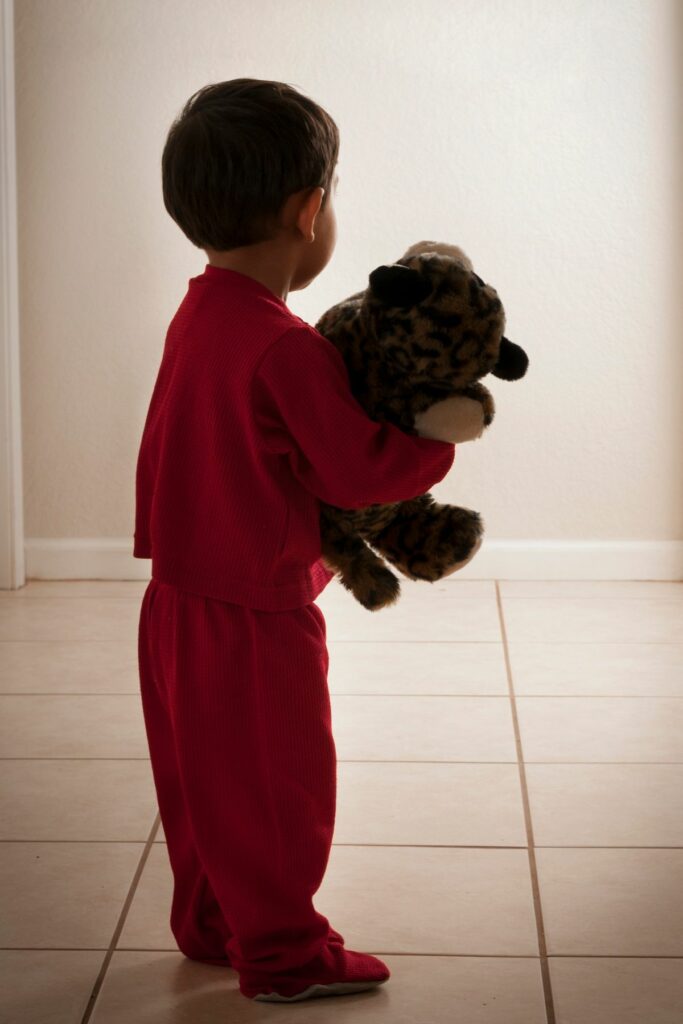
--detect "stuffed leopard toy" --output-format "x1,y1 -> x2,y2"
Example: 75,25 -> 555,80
314,240 -> 529,611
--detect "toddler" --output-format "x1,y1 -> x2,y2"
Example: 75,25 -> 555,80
133,77 -> 455,1002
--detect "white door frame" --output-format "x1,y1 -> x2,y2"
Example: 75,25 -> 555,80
0,0 -> 25,590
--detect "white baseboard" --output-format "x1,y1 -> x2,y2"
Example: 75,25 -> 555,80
19,537 -> 683,582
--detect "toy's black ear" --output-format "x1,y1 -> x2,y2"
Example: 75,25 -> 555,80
490,337 -> 529,381
368,263 -> 432,307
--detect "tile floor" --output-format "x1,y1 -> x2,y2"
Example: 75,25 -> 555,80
1,578 -> 683,1023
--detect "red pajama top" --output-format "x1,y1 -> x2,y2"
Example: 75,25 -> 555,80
133,264 -> 456,611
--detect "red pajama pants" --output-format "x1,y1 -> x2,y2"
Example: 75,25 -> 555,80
136,578 -> 343,987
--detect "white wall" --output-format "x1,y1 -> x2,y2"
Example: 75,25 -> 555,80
12,0 -> 683,579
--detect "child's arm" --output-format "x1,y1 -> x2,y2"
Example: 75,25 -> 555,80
251,325 -> 455,510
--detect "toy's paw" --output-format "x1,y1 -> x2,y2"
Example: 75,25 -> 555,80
390,505 -> 484,583
414,393 -> 489,444
339,560 -> 402,612
441,532 -> 483,576
437,507 -> 484,577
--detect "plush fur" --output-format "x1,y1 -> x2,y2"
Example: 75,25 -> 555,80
314,240 -> 529,611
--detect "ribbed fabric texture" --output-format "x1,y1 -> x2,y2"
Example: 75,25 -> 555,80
133,264 -> 456,610
137,578 -> 343,994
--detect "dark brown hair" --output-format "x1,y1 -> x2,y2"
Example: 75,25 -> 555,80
161,78 -> 340,251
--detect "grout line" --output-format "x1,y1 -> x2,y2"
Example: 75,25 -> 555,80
7,943 -> 683,966
2,595 -> 683,604
496,580 -> 557,1024
536,954 -> 683,959
5,947 -> 683,959
2,691 -> 683,698
4,839 -> 683,850
79,812 -> 161,1024
3,757 -> 683,764
2,639 -> 683,646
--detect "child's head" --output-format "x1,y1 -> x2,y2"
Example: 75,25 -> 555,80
161,78 -> 339,291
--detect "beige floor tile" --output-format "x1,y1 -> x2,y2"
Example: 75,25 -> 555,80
500,581 -> 683,600
93,952 -> 234,1023
0,694 -> 149,757
118,844 -> 174,952
11,577 -> 683,1018
123,843 -> 539,957
328,641 -> 509,695
318,585 -> 501,641
92,950 -> 547,1023
516,696 -> 683,763
331,695 -> 517,761
333,763 -> 527,846
427,580 -> 497,597
0,841 -> 143,947
318,846 -> 538,955
324,578 -> 496,603
0,949 -> 106,1024
2,580 -> 149,598
0,597 -> 140,643
0,759 -> 158,840
154,763 -> 527,849
549,957 -> 683,1024
507,642 -> 683,696
526,764 -> 683,846
536,849 -> 683,955
501,597 -> 683,643
0,637 -> 508,698
0,640 -> 139,693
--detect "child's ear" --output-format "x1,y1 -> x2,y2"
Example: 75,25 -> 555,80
368,263 -> 432,308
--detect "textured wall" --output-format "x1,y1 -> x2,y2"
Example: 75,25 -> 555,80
14,0 -> 683,544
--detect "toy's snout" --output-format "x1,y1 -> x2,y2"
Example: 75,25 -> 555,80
490,337 -> 529,381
